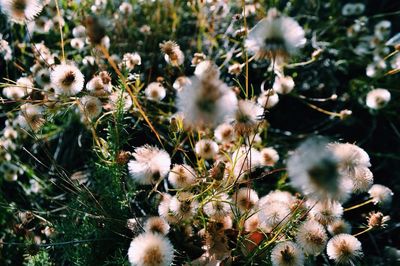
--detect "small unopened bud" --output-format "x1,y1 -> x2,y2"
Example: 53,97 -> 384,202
367,211 -> 390,228
339,109 -> 352,120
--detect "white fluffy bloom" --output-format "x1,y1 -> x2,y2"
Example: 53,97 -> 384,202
86,72 -> 112,96
260,147 -> 279,167
128,145 -> 171,185
195,139 -> 219,160
231,146 -> 261,181
72,25 -> 86,38
70,38 -> 85,50
203,193 -> 231,218
169,192 -> 198,220
127,232 -> 174,266
288,137 -> 350,202
327,219 -> 352,236
144,217 -> 170,235
168,164 -> 196,189
259,202 -> 291,229
258,190 -> 296,208
273,76 -> 295,94
122,52 -> 141,71
0,0 -> 43,24
295,220 -> 327,255
351,167 -> 373,193
194,60 -> 220,81
0,34 -> 12,61
232,187 -> 259,213
145,82 -> 166,101
79,95 -> 102,120
16,103 -> 45,132
3,77 -> 33,100
270,241 -> 304,266
234,100 -> 264,135
245,8 -> 306,60
368,184 -> 394,205
214,123 -> 234,143
327,234 -> 363,265
366,88 -> 391,110
308,200 -> 343,226
176,75 -> 237,129
172,76 -> 190,92
35,68 -> 52,90
51,64 -> 84,96
119,2 -> 133,15
109,91 -> 133,111
159,40 -> 184,66
258,89 -> 279,109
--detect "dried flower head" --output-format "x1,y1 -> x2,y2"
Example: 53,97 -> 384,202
168,164 -> 196,189
145,82 -> 166,101
203,193 -> 231,218
232,187 -> 259,213
258,89 -> 279,109
17,103 -> 45,132
308,200 -> 343,226
169,192 -> 198,221
366,88 -> 391,110
160,40 -> 184,66
214,123 -> 235,143
367,211 -> 390,228
51,64 -> 84,96
270,241 -> 304,266
326,234 -> 363,265
122,52 -> 141,71
0,0 -> 43,24
295,220 -> 328,255
368,184 -> 394,205
79,95 -> 102,120
328,219 -> 352,236
234,100 -> 264,135
195,139 -> 219,160
144,217 -> 170,235
260,147 -> 279,167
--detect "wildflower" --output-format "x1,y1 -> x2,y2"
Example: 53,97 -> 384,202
145,82 -> 166,101
127,232 -> 174,266
160,40 -> 184,66
367,211 -> 390,228
158,193 -> 177,224
234,100 -> 264,135
79,95 -> 102,120
72,25 -> 86,38
214,123 -> 234,143
203,193 -> 231,218
194,60 -> 220,81
328,219 -> 352,236
326,234 -> 363,265
195,139 -> 219,160
3,77 -> 33,100
169,192 -> 198,220
368,184 -> 393,205
168,164 -> 196,189
228,63 -> 243,76
70,38 -> 85,50
232,187 -> 259,213
245,8 -> 306,61
176,75 -> 237,129
259,202 -> 291,229
108,91 -> 132,111
0,0 -> 43,24
260,147 -> 279,167
139,25 -> 151,34
144,217 -> 170,235
35,68 -> 52,90
295,220 -> 328,255
308,200 -> 343,226
51,64 -> 84,96
27,16 -> 53,34
287,137 -> 350,202
86,72 -> 112,96
273,76 -> 295,94
16,103 -> 45,132
128,145 -> 171,185
366,88 -> 391,110
258,89 -> 279,109
119,2 -> 133,15
231,146 -> 261,181
351,167 -> 373,193
258,190 -> 296,208
270,241 -> 304,266
191,52 -> 206,66
122,52 -> 141,71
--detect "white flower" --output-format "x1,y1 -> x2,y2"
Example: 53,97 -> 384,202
172,76 -> 190,92
168,164 -> 196,189
245,8 -> 306,60
260,147 -> 279,167
195,139 -> 219,160
109,91 -> 133,112
86,72 -> 112,96
327,219 -> 352,236
169,192 -> 198,220
144,217 -> 170,235
308,200 -> 343,226
0,0 -> 43,24
366,88 -> 391,110
119,2 -> 133,15
160,40 -> 184,66
203,193 -> 231,218
51,64 -> 84,96
128,145 -> 171,185
374,20 -> 391,40
35,68 -> 52,90
79,95 -> 102,120
232,187 -> 259,213
214,123 -> 234,143
228,63 -> 243,76
231,146 -> 261,181
327,234 -> 363,265
70,38 -> 85,50
273,76 -> 295,94
145,82 -> 166,101
127,232 -> 174,266
122,52 -> 141,71
16,103 -> 45,132
368,184 -> 394,205
259,202 -> 291,229
194,60 -> 220,81
176,75 -> 237,129
351,167 -> 373,193
258,89 -> 279,109
295,220 -> 327,255
72,25 -> 86,38
270,241 -> 304,266
0,34 -> 12,60
234,100 -> 264,135
3,77 -> 33,100
258,190 -> 296,208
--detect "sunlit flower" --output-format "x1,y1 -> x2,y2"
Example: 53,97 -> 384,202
145,82 -> 166,101
259,201 -> 291,229
194,60 -> 220,81
260,147 -> 279,167
168,164 -> 196,189
172,76 -> 190,92
308,200 -> 343,226
144,216 -> 170,235
232,187 -> 259,213
16,103 -> 45,132
160,40 -> 184,66
195,139 -> 219,160
203,193 -> 231,218
214,123 -> 234,143
326,234 -> 363,265
128,232 -> 174,266
273,76 -> 295,94
257,89 -> 279,109
295,220 -> 327,255
51,64 -> 84,96
328,219 -> 352,236
169,192 -> 198,220
234,100 -> 264,135
79,95 -> 102,120
245,8 -> 306,60
231,146 -> 261,181
270,241 -> 304,266
0,0 -> 43,24
119,2 -> 133,15
366,88 -> 391,110
368,184 -> 393,205
86,72 -> 112,96
122,52 -> 141,71
128,145 -> 171,185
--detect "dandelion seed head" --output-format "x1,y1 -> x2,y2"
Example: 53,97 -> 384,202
326,234 -> 363,265
144,217 -> 170,235
270,241 -> 304,266
232,187 -> 259,213
195,139 -> 219,160
295,220 -> 328,255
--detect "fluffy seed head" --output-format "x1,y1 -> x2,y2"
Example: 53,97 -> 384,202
195,139 -> 219,160
368,184 -> 394,205
51,64 -> 84,96
144,217 -> 170,235
270,241 -> 304,266
295,220 -> 328,255
167,164 -> 196,189
145,82 -> 166,101
0,0 -> 43,24
326,234 -> 363,265
232,187 -> 259,213
169,192 -> 198,221
366,88 -> 391,109
260,147 -> 279,167
328,219 -> 352,236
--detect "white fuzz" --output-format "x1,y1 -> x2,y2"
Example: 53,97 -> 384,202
214,123 -> 234,143
72,25 -> 86,38
366,88 -> 391,110
351,167 -> 373,193
295,220 -> 327,255
158,193 -> 177,224
169,192 -> 198,220
234,100 -> 264,135
308,200 -> 343,226
144,217 -> 170,235
228,63 -> 243,76
273,76 -> 295,95
327,219 -> 352,236
258,89 -> 279,109
79,95 -> 102,120
0,0 -> 43,24
232,187 -> 259,213
259,201 -> 291,229
260,147 -> 279,167
258,190 -> 296,208
172,76 -> 190,92
127,232 -> 174,266
203,193 -> 231,218
270,241 -> 304,266
245,8 -> 306,60
86,73 -> 112,96
194,60 -> 220,81
145,82 -> 166,101
326,234 -> 363,265
3,77 -> 33,100
51,64 -> 84,96
176,75 -> 237,129
122,52 -> 141,71
195,139 -> 219,160
128,145 -> 171,185
168,164 -> 196,189
160,40 -> 184,66
368,184 -> 394,205
16,103 -> 45,132
109,91 -> 133,111
119,2 -> 133,15
329,142 -> 371,171
287,137 -> 349,202
231,146 -> 261,181
35,68 -> 52,90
